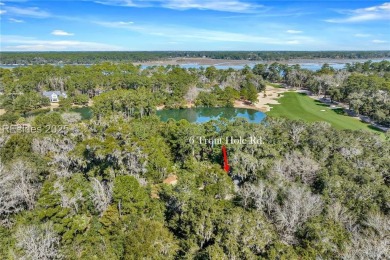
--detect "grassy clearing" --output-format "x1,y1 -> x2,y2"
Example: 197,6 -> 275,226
265,82 -> 284,88
267,91 -> 383,134
23,106 -> 93,120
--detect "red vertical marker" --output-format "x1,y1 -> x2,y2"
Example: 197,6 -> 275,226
222,145 -> 230,172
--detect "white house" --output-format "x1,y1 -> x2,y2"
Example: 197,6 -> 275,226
42,91 -> 67,103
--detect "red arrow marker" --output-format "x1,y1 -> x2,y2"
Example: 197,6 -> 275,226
222,145 -> 230,172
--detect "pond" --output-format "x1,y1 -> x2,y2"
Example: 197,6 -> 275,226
156,107 -> 266,123
70,107 -> 93,120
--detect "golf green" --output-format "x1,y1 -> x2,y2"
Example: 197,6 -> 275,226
267,92 -> 382,134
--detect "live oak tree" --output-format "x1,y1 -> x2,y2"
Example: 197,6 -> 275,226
123,219 -> 178,260
15,223 -> 61,260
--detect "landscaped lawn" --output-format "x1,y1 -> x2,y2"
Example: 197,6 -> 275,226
267,91 -> 383,134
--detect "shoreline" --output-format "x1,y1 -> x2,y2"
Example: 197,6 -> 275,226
1,57 -> 389,68
156,85 -> 287,112
133,57 -> 390,67
233,85 -> 287,112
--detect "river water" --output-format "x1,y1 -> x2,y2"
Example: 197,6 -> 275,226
1,59 -> 388,71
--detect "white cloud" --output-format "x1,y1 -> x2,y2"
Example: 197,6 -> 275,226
4,6 -> 50,18
372,39 -> 387,43
0,10 -> 6,14
96,21 -> 134,28
9,18 -> 24,22
117,21 -> 134,25
286,40 -> 300,44
94,0 -> 143,7
51,30 -> 74,36
95,20 -> 316,46
94,0 -> 262,13
0,0 -> 29,2
286,30 -> 303,34
326,2 -> 390,23
1,35 -> 125,51
162,0 -> 262,13
94,21 -> 139,31
354,33 -> 370,37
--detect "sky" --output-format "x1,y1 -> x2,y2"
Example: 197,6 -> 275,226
0,0 -> 389,51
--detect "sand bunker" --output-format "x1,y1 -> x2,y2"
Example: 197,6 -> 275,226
234,85 -> 287,112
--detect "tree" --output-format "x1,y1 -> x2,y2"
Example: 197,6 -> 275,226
343,213 -> 390,259
15,223 -> 61,260
273,151 -> 320,185
61,112 -> 82,124
90,178 -> 112,216
33,112 -> 64,128
205,66 -> 218,82
0,134 -> 32,162
240,82 -> 258,104
11,92 -> 50,115
73,94 -> 89,105
112,176 -> 149,215
252,63 -> 268,78
270,185 -> 323,244
59,97 -> 72,111
0,112 -> 20,124
195,91 -> 218,107
318,63 -> 336,75
267,62 -> 283,82
124,219 -> 178,260
246,83 -> 258,104
297,216 -> 350,258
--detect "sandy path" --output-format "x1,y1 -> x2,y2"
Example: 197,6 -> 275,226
40,102 -> 60,110
234,85 -> 287,112
156,105 -> 165,110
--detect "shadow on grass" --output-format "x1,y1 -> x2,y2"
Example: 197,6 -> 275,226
267,82 -> 284,89
314,100 -> 331,107
23,106 -> 93,120
24,108 -> 51,117
367,124 -> 385,133
332,108 -> 346,115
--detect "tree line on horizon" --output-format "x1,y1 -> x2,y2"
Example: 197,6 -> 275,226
0,50 -> 389,65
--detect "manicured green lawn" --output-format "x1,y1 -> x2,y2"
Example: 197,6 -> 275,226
267,91 -> 383,134
266,82 -> 284,88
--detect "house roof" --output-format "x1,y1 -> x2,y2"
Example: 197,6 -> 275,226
42,91 -> 67,98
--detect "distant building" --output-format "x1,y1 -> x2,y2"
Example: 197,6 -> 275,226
42,91 -> 67,102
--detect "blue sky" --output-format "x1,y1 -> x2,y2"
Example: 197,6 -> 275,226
0,0 -> 389,51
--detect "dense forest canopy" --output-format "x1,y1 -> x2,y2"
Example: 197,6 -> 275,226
0,115 -> 389,259
1,51 -> 390,64
0,59 -> 389,259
